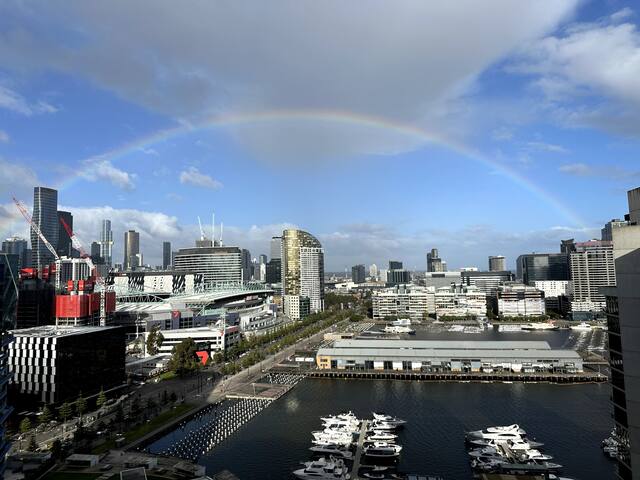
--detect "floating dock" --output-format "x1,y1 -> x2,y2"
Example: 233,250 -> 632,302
351,420 -> 369,479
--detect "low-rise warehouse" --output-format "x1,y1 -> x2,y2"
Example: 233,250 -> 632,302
316,339 -> 582,374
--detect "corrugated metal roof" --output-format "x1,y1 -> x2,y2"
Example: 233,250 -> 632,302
317,347 -> 580,360
332,339 -> 552,350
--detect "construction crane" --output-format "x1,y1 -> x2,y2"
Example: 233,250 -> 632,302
59,217 -> 109,326
12,196 -> 62,290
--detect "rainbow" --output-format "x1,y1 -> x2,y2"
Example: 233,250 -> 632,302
28,109 -> 586,227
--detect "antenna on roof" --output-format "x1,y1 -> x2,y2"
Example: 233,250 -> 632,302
211,212 -> 215,244
197,216 -> 205,241
220,222 -> 223,246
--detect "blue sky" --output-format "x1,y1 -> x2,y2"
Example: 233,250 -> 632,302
1,1 -> 639,271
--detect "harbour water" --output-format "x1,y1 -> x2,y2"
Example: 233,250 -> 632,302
147,328 -> 613,479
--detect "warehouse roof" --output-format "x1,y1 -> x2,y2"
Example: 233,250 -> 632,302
331,339 -> 553,351
316,346 -> 580,360
10,325 -> 119,338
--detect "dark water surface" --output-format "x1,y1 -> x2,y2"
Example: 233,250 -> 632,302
150,379 -> 614,479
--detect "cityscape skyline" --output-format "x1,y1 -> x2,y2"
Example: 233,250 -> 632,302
1,2 -> 640,271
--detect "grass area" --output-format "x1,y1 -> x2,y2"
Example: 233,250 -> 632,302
92,403 -> 194,454
42,473 -> 107,480
157,370 -> 177,381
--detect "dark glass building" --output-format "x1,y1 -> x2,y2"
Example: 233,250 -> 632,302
351,264 -> 366,284
31,187 -> 59,269
56,210 -> 74,257
516,253 -> 570,285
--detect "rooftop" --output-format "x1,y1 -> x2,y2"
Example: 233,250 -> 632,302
331,339 -> 553,350
10,325 -> 119,338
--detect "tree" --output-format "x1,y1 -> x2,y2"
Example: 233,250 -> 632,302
50,439 -> 62,459
76,393 -> 87,418
58,402 -> 73,423
167,338 -> 200,376
27,436 -> 37,452
39,405 -> 53,425
19,417 -> 32,434
146,326 -> 165,356
156,330 -> 165,352
96,388 -> 107,409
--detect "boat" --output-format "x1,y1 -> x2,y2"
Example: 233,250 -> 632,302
364,441 -> 402,458
370,421 -> 398,431
383,325 -> 416,335
366,430 -> 398,441
467,438 -> 544,449
372,413 -> 407,427
466,425 -> 527,440
570,322 -> 593,331
521,323 -> 559,331
293,457 -> 351,479
309,444 -> 353,459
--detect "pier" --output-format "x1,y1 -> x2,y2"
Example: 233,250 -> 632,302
351,419 -> 369,480
309,369 -> 606,383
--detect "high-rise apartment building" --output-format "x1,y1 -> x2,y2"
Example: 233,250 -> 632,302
603,186 -> 640,480
282,229 -> 324,320
123,230 -> 140,270
352,264 -> 366,284
516,253 -> 570,284
31,187 -> 58,269
100,219 -> 113,266
488,255 -> 506,272
1,236 -> 30,269
496,284 -> 546,317
56,210 -> 74,257
369,264 -> 379,280
163,241 -> 172,269
570,240 -> 615,314
389,260 -> 403,271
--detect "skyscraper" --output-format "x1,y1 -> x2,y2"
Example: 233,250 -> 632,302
602,186 -> 640,480
426,248 -> 445,272
90,242 -> 101,263
100,219 -> 113,267
570,240 -> 616,315
31,187 -> 58,269
163,241 -> 172,269
270,237 -> 282,260
488,255 -> 506,272
369,263 -> 378,280
282,229 -> 324,320
241,248 -> 252,283
352,264 -> 366,284
389,260 -> 403,270
1,237 -> 29,269
56,210 -> 74,257
123,230 -> 140,271
602,219 -> 628,242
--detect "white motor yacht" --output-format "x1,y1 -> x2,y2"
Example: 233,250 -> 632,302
570,322 -> 593,331
293,457 -> 351,480
366,430 -> 397,441
364,441 -> 402,458
309,444 -> 353,459
484,424 -> 526,435
371,413 -> 407,427
371,421 -> 397,431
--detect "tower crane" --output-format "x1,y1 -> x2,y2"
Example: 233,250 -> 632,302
12,196 -> 62,290
58,217 -> 110,326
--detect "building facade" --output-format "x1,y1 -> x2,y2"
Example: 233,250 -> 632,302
603,187 -> 640,480
282,229 -> 324,320
570,240 -> 615,314
157,325 -> 241,355
100,219 -> 113,267
56,210 -> 74,258
496,284 -> 546,317
488,255 -> 506,272
351,264 -> 366,284
174,246 -> 242,286
162,241 -> 172,269
31,187 -> 59,270
516,253 -> 570,285
534,280 -> 571,315
1,237 -> 29,269
317,339 -> 582,373
460,270 -> 514,294
434,285 -> 487,319
8,326 -> 125,405
123,230 -> 140,271
426,248 -> 446,272
372,285 -> 434,321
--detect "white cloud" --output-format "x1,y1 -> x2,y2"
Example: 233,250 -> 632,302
526,141 -> 569,153
0,130 -> 9,143
80,159 -> 136,190
179,167 -> 222,189
0,85 -> 58,116
559,162 -> 640,180
0,1 -> 578,160
0,158 -> 39,196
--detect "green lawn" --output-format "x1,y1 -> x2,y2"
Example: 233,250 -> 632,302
92,403 -> 194,454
